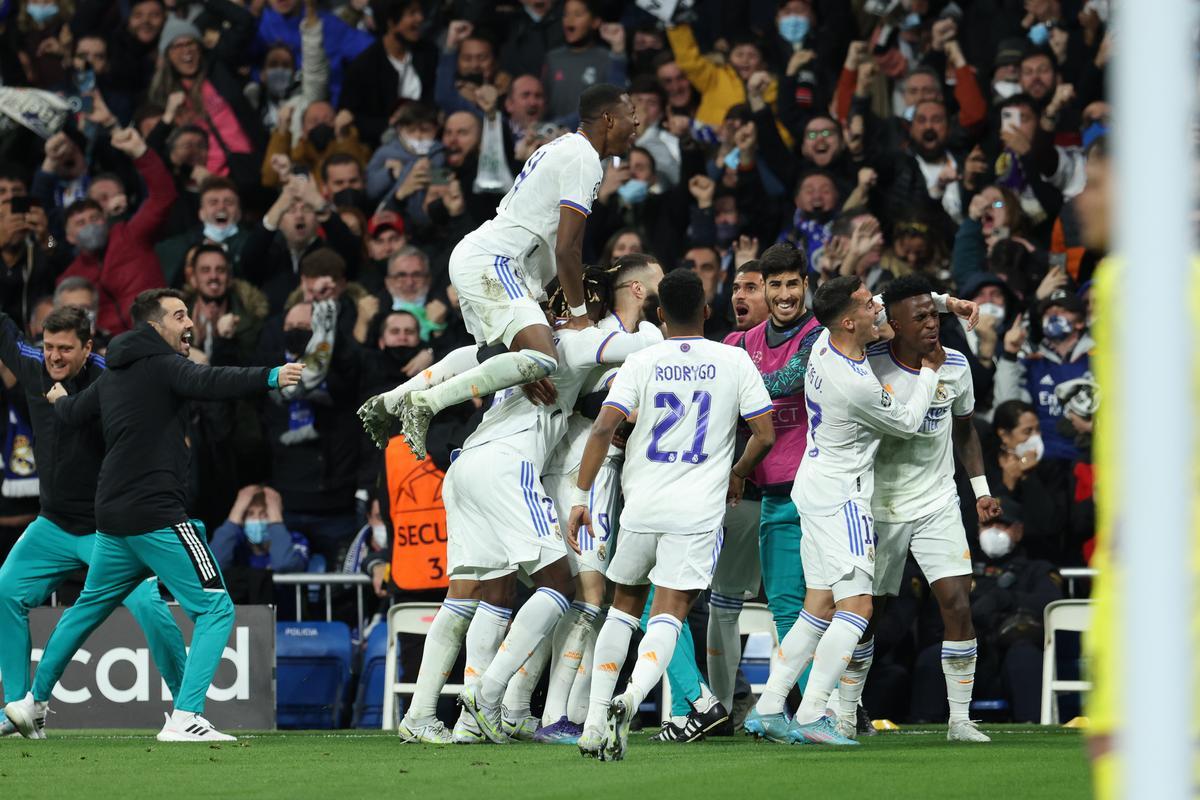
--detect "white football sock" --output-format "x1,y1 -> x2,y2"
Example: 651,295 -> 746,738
796,610 -> 869,723
408,599 -> 478,719
835,637 -> 874,722
502,636 -> 550,717
479,588 -> 569,707
413,350 -> 557,415
755,609 -> 829,716
707,592 -> 744,711
567,614 -> 601,724
624,614 -> 682,710
380,346 -> 481,413
464,602 -> 511,689
541,601 -> 600,725
584,608 -> 639,731
942,638 -> 979,723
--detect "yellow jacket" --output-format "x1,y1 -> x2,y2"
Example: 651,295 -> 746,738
666,24 -> 792,147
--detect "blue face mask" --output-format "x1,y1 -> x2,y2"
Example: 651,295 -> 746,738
901,11 -> 921,30
244,519 -> 269,545
203,222 -> 238,243
617,179 -> 649,204
1042,314 -> 1073,341
27,4 -> 59,24
777,15 -> 810,45
1028,22 -> 1050,46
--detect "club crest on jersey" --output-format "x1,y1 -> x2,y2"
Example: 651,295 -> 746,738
880,388 -> 893,407
936,382 -> 949,402
591,180 -> 601,203
598,544 -> 607,561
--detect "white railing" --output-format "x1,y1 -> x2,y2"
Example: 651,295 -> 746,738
1058,567 -> 1098,599
271,573 -> 376,624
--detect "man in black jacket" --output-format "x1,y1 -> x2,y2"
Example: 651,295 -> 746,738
4,290 -> 301,744
0,306 -> 186,738
340,0 -> 438,147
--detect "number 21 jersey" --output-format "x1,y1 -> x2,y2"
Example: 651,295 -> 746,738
602,337 -> 773,535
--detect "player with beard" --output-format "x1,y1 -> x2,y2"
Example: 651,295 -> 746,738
358,84 -> 639,461
0,306 -> 186,738
708,243 -> 824,719
826,275 -> 1001,743
729,261 -> 768,333
5,290 -> 303,743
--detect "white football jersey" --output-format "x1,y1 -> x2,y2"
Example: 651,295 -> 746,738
543,315 -> 649,476
466,132 -> 603,291
604,337 -> 773,535
792,329 -> 940,517
463,323 -> 660,470
869,344 -> 975,522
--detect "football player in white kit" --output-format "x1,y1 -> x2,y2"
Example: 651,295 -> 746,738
535,254 -> 665,743
567,270 -> 776,761
744,275 -> 944,746
358,84 -> 639,460
827,275 -> 1001,743
368,294 -> 660,745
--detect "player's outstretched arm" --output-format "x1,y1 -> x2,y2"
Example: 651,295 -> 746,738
567,404 -> 625,553
555,206 -> 591,331
952,416 -> 1001,523
728,413 -> 776,506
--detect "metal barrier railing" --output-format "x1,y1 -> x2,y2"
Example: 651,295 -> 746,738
271,573 -> 376,624
1059,567 -> 1098,598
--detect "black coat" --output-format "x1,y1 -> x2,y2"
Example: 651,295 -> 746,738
55,323 -> 270,535
0,312 -> 105,534
341,39 -> 439,147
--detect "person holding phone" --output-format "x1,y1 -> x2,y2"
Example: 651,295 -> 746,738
0,196 -> 57,330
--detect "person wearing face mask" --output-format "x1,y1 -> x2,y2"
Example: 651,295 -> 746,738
364,102 -> 447,223
996,289 -> 1092,465
56,127 -> 177,336
245,4 -> 332,140
261,102 -> 372,191
341,0 -> 438,147
211,484 -> 312,601
909,497 -> 1062,724
985,399 -> 1072,564
252,0 -> 371,109
990,39 -> 1028,103
155,177 -> 249,287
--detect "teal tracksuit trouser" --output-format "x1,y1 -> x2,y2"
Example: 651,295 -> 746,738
759,494 -> 811,692
30,521 -> 232,713
639,587 -> 707,718
0,516 -> 186,703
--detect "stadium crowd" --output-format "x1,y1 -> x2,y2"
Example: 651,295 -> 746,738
0,0 -> 1107,726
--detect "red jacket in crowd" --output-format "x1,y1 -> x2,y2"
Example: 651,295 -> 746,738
58,149 -> 176,335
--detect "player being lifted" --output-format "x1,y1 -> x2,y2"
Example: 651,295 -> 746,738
824,275 -> 1000,742
745,276 -> 943,746
373,269 -> 661,744
358,84 -> 639,460
568,270 -> 776,761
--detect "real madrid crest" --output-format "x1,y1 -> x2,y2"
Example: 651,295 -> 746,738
935,382 -> 949,402
597,544 -> 607,561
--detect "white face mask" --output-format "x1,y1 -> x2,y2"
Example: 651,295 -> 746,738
978,302 -> 1005,321
371,524 -> 388,549
1014,433 -> 1044,463
979,527 -> 1015,559
993,80 -> 1022,99
402,137 -> 435,156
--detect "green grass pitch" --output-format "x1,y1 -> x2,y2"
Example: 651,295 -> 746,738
0,726 -> 1090,799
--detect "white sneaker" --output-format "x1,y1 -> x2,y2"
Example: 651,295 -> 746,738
3,693 -> 48,739
397,715 -> 452,744
834,716 -> 858,741
577,726 -> 605,758
947,719 -> 991,742
452,712 -> 485,744
156,710 -> 237,742
502,709 -> 539,741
